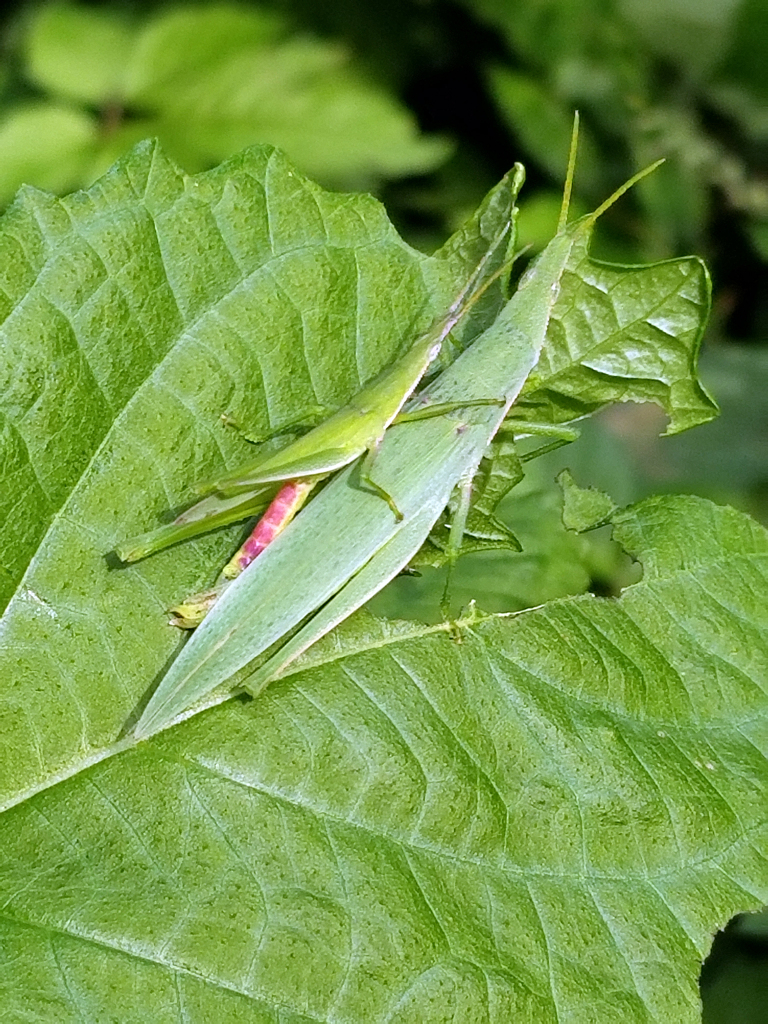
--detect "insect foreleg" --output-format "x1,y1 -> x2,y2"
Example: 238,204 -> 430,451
357,439 -> 404,521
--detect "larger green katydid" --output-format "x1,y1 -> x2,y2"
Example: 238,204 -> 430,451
131,123 -> 666,740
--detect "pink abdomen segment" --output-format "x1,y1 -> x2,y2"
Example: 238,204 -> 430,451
222,479 -> 317,579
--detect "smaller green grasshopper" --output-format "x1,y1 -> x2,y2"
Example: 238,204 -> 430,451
116,216 -> 517,597
191,243 -> 511,523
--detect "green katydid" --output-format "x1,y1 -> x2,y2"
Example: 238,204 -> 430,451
131,121 -> 664,740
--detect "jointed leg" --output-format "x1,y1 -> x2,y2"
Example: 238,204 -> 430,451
359,439 -> 404,521
395,397 -> 504,424
440,472 -> 474,623
221,405 -> 333,445
358,399 -> 513,522
495,420 -> 579,463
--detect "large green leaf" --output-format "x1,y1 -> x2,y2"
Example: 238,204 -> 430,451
1,141 -> 761,1021
1,494 -> 767,1021
515,233 -> 716,433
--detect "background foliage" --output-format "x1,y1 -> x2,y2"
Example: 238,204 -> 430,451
0,0 -> 765,1019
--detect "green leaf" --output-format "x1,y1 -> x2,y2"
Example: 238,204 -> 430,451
0,140 -> 749,1020
18,0 -> 450,196
1,495 -> 766,1021
126,5 -> 451,184
559,467 -> 616,531
621,0 -> 744,80
26,1 -> 134,103
515,235 -> 717,433
463,437 -> 525,548
716,0 -> 768,98
467,0 -> 649,146
488,67 -> 601,190
0,103 -> 97,206
415,438 -> 523,569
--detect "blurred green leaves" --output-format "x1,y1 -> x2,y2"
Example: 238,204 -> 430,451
0,102 -> 97,203
0,1 -> 450,206
0,0 -> 762,1014
470,0 -> 767,263
2,0 -> 765,286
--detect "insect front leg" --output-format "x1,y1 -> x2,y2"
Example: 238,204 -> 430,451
498,419 -> 580,462
396,397 -> 505,423
221,404 -> 334,445
358,439 -> 404,521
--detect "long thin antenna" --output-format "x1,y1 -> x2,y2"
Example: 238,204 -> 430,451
557,111 -> 581,235
587,158 -> 665,225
